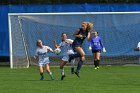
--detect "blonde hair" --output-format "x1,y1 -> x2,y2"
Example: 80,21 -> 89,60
83,22 -> 93,31
86,22 -> 93,30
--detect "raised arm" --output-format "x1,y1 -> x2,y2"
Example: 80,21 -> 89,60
87,31 -> 91,42
53,40 -> 60,48
73,29 -> 82,38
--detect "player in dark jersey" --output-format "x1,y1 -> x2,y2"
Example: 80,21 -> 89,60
89,30 -> 106,69
69,22 -> 93,77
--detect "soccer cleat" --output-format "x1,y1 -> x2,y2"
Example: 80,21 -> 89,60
97,66 -> 99,69
61,75 -> 66,80
71,68 -> 74,74
74,72 -> 80,78
40,76 -> 44,80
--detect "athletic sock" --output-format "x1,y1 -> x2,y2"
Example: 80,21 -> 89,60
40,73 -> 44,80
71,67 -> 74,74
40,73 -> 44,77
60,68 -> 65,76
76,60 -> 83,73
97,60 -> 100,67
94,60 -> 97,67
49,72 -> 54,80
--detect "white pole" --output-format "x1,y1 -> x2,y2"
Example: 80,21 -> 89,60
8,14 -> 13,68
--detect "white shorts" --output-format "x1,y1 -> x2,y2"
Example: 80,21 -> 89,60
38,58 -> 50,66
61,51 -> 75,62
62,55 -> 69,62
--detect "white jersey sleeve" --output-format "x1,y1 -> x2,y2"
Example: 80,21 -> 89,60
45,46 -> 53,52
137,42 -> 140,48
65,39 -> 73,44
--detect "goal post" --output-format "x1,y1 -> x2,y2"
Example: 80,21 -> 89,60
8,12 -> 140,68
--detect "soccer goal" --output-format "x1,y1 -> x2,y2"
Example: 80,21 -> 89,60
8,12 -> 140,68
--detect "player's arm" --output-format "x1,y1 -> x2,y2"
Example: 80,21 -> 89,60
99,38 -> 106,52
53,40 -> 60,48
34,51 -> 39,59
73,29 -> 83,38
88,40 -> 92,51
47,46 -> 54,52
65,39 -> 73,45
87,31 -> 91,41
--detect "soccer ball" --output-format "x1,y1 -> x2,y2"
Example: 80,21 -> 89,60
54,48 -> 61,54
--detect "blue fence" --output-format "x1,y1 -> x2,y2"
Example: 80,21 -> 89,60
0,4 -> 140,56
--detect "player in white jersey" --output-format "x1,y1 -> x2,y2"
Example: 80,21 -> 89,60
53,33 -> 75,80
34,40 -> 55,80
134,42 -> 140,51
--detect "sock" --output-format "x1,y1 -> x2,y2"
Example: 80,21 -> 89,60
71,59 -> 75,68
94,60 -> 97,67
76,60 -> 83,73
49,72 -> 54,80
60,68 -> 64,75
71,67 -> 74,73
49,72 -> 52,75
40,73 -> 44,77
97,60 -> 100,67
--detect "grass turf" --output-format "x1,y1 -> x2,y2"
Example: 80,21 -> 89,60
0,66 -> 140,93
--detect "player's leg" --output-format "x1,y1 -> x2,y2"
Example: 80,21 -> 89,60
93,53 -> 98,69
45,64 -> 55,80
71,59 -> 75,74
75,47 -> 85,77
96,52 -> 101,69
60,60 -> 67,80
39,65 -> 44,80
69,53 -> 81,62
68,45 -> 81,62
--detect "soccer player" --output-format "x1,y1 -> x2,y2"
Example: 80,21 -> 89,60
34,40 -> 55,80
69,22 -> 93,77
53,33 -> 75,80
134,42 -> 140,51
89,30 -> 106,70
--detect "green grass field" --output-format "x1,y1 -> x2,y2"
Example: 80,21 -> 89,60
0,66 -> 140,93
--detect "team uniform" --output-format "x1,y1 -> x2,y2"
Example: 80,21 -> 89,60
59,39 -> 75,80
89,35 -> 105,69
89,36 -> 104,53
72,28 -> 89,51
35,46 -> 53,66
69,28 -> 90,77
59,39 -> 75,62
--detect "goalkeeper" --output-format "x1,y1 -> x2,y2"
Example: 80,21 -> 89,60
89,30 -> 106,70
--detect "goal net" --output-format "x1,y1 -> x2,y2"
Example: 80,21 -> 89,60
8,12 -> 140,68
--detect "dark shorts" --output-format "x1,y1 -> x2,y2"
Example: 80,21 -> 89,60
92,50 -> 101,53
72,44 -> 82,52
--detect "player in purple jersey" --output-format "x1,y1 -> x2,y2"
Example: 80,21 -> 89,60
89,30 -> 106,69
69,22 -> 93,77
